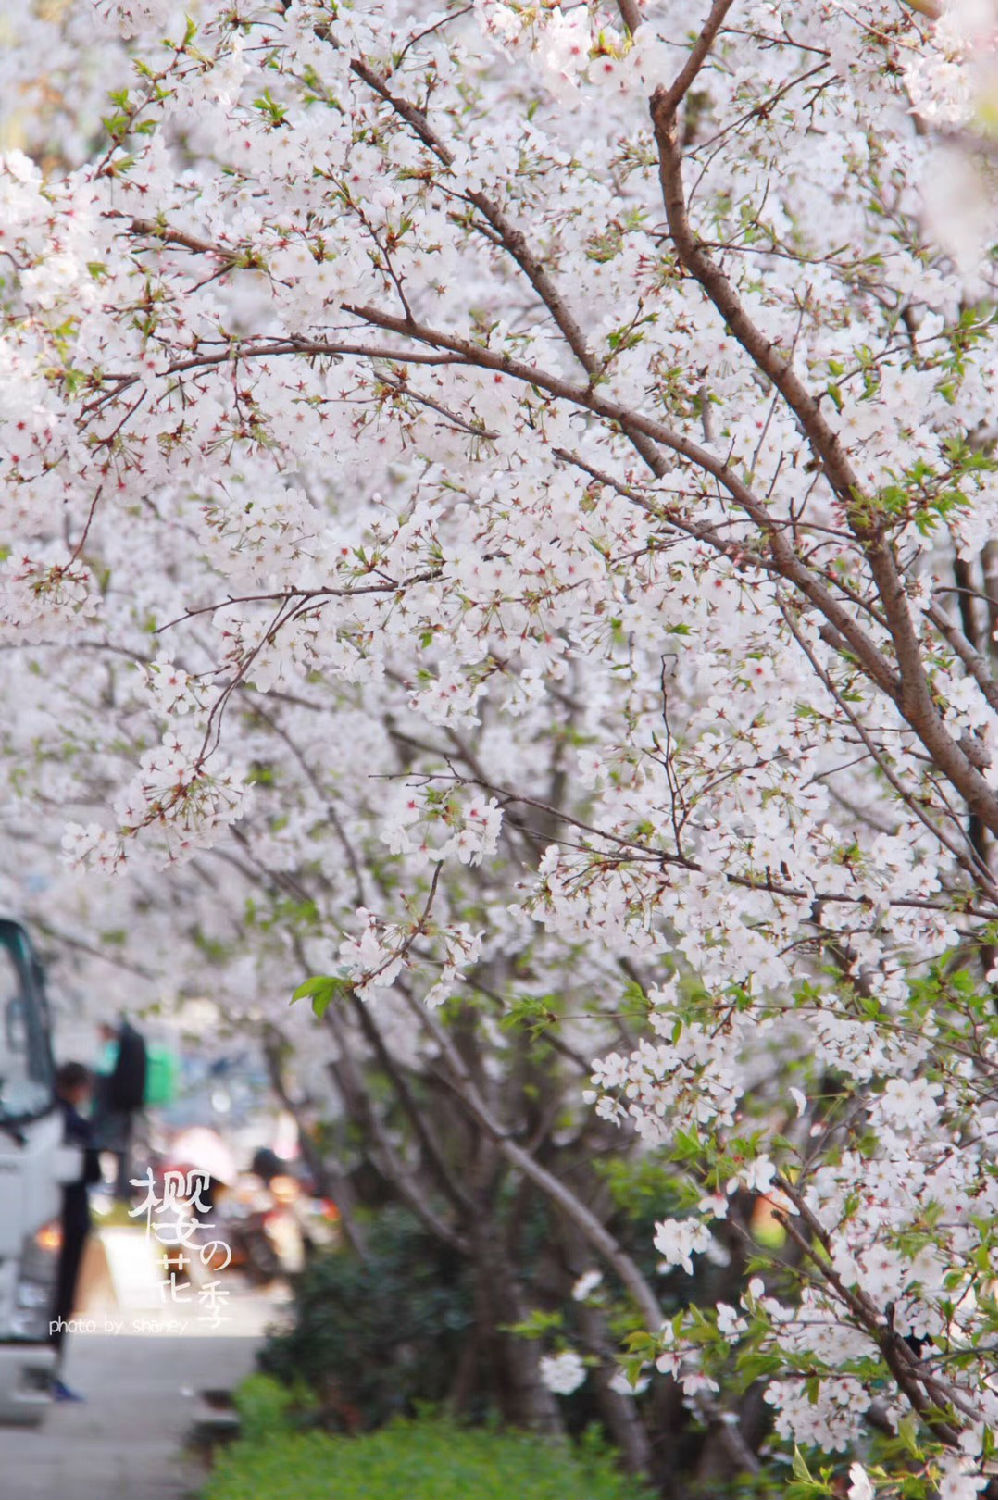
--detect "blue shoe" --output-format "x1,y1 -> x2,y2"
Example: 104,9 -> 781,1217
52,1379 -> 85,1403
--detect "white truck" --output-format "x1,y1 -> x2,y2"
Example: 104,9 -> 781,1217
0,918 -> 75,1423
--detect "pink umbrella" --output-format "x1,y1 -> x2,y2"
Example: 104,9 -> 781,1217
168,1127 -> 236,1185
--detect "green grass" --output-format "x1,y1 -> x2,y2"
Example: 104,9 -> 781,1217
202,1378 -> 655,1500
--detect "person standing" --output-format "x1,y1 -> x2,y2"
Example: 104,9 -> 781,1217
95,1018 -> 147,1202
49,1062 -> 102,1401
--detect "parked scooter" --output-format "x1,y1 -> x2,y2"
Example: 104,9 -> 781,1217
210,1181 -> 284,1284
208,1151 -> 338,1283
251,1148 -> 339,1266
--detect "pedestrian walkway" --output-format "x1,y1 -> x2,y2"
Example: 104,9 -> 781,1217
0,1333 -> 256,1500
0,1224 -> 282,1500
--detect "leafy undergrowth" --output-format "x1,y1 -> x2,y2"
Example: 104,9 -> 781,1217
201,1377 -> 655,1500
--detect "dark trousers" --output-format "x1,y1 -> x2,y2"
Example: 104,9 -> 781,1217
49,1206 -> 90,1365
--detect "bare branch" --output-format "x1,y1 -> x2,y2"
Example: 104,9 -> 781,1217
926,600 -> 998,714
657,0 -> 737,116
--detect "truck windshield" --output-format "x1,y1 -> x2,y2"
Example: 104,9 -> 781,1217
0,921 -> 55,1125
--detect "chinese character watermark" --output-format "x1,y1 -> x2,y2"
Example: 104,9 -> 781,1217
129,1168 -> 231,1327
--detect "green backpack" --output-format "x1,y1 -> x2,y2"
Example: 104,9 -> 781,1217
98,1037 -> 178,1107
143,1043 -> 179,1107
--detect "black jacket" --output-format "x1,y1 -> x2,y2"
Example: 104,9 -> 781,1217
59,1099 -> 102,1236
105,1021 -> 147,1112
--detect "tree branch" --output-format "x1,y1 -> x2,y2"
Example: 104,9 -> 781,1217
398,988 -> 664,1333
650,89 -> 998,836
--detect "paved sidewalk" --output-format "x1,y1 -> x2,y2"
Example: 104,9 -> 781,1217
0,1222 -> 287,1500
0,1333 -> 257,1500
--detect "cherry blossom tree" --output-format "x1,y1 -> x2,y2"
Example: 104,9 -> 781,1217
1,0 -> 996,1493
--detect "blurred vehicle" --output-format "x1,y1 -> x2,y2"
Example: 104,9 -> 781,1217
0,920 -> 82,1425
157,1049 -> 272,1134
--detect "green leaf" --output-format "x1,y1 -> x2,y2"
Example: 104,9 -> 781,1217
291,974 -> 344,1018
792,1447 -> 813,1482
